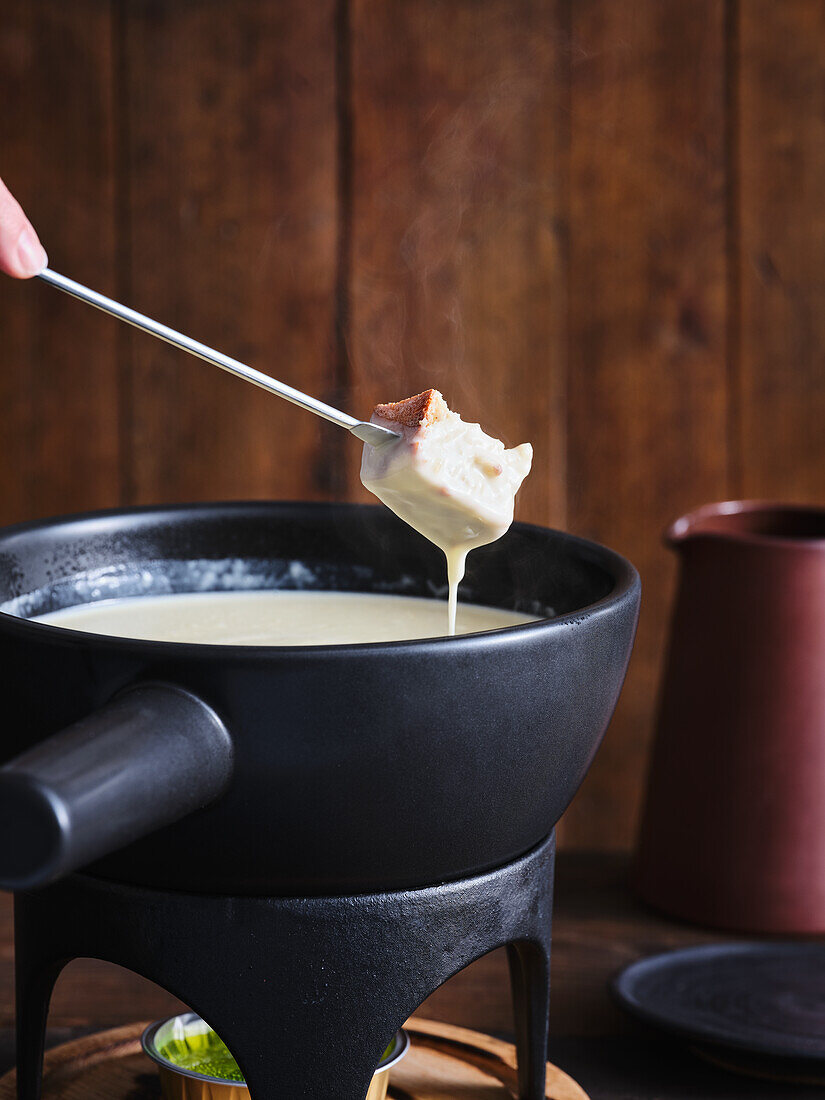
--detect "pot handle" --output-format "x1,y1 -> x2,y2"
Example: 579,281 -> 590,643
0,683 -> 233,891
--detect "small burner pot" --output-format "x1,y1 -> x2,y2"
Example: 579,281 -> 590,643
0,502 -> 639,895
140,1014 -> 409,1100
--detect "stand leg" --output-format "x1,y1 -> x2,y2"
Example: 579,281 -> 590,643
13,948 -> 62,1100
507,940 -> 551,1100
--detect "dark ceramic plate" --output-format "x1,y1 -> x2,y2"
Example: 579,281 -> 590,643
612,943 -> 825,1062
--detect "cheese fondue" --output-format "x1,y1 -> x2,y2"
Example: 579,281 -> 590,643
34,590 -> 536,645
360,390 -> 532,635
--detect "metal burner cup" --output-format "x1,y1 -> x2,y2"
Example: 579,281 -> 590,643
141,1014 -> 409,1100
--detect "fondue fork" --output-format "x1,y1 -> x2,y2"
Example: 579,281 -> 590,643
36,268 -> 399,448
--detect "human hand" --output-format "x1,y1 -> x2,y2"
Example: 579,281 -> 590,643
0,177 -> 47,278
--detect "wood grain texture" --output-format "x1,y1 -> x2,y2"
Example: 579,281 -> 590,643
561,0 -> 730,848
0,1019 -> 590,1100
736,0 -> 825,501
0,0 -> 120,524
2,1 -> 825,854
345,0 -> 568,529
120,0 -> 341,505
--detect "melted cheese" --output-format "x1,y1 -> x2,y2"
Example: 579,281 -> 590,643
34,590 -> 535,645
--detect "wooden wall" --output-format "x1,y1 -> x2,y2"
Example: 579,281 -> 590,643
2,0 -> 824,851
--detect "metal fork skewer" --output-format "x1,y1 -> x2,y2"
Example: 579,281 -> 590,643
36,268 -> 399,448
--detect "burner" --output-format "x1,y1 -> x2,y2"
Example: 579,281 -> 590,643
15,834 -> 555,1100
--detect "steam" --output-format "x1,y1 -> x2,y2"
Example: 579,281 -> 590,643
349,68 -> 545,418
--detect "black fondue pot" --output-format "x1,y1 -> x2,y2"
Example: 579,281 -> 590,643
0,501 -> 639,895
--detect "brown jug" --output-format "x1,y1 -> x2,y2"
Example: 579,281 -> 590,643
636,500 -> 825,933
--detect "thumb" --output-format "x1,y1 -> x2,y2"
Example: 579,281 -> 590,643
0,178 -> 47,278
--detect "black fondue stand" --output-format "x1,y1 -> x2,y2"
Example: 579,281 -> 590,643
0,503 -> 640,1100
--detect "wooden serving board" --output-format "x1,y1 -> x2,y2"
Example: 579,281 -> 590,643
0,1018 -> 588,1100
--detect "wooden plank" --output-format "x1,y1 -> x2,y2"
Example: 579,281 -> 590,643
346,0 -> 567,529
0,1019 -> 590,1100
0,0 -> 119,523
737,0 -> 825,500
121,0 -> 340,505
564,0 -> 729,848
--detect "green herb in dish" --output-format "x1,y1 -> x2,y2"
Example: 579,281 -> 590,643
158,1026 -> 397,1083
158,1028 -> 245,1083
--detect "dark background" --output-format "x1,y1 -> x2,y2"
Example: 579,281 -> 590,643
2,1 -> 824,862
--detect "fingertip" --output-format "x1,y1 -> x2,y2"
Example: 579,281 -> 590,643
14,226 -> 48,278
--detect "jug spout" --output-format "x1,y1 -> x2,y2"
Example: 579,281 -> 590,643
663,501 -> 750,548
665,499 -> 825,550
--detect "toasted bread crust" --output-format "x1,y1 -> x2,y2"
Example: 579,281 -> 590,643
372,388 -> 449,428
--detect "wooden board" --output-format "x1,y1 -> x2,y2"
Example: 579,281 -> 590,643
0,0 -> 120,524
6,1 -> 825,860
120,0 -> 341,505
563,0 -> 730,848
736,0 -> 825,502
0,1018 -> 589,1100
